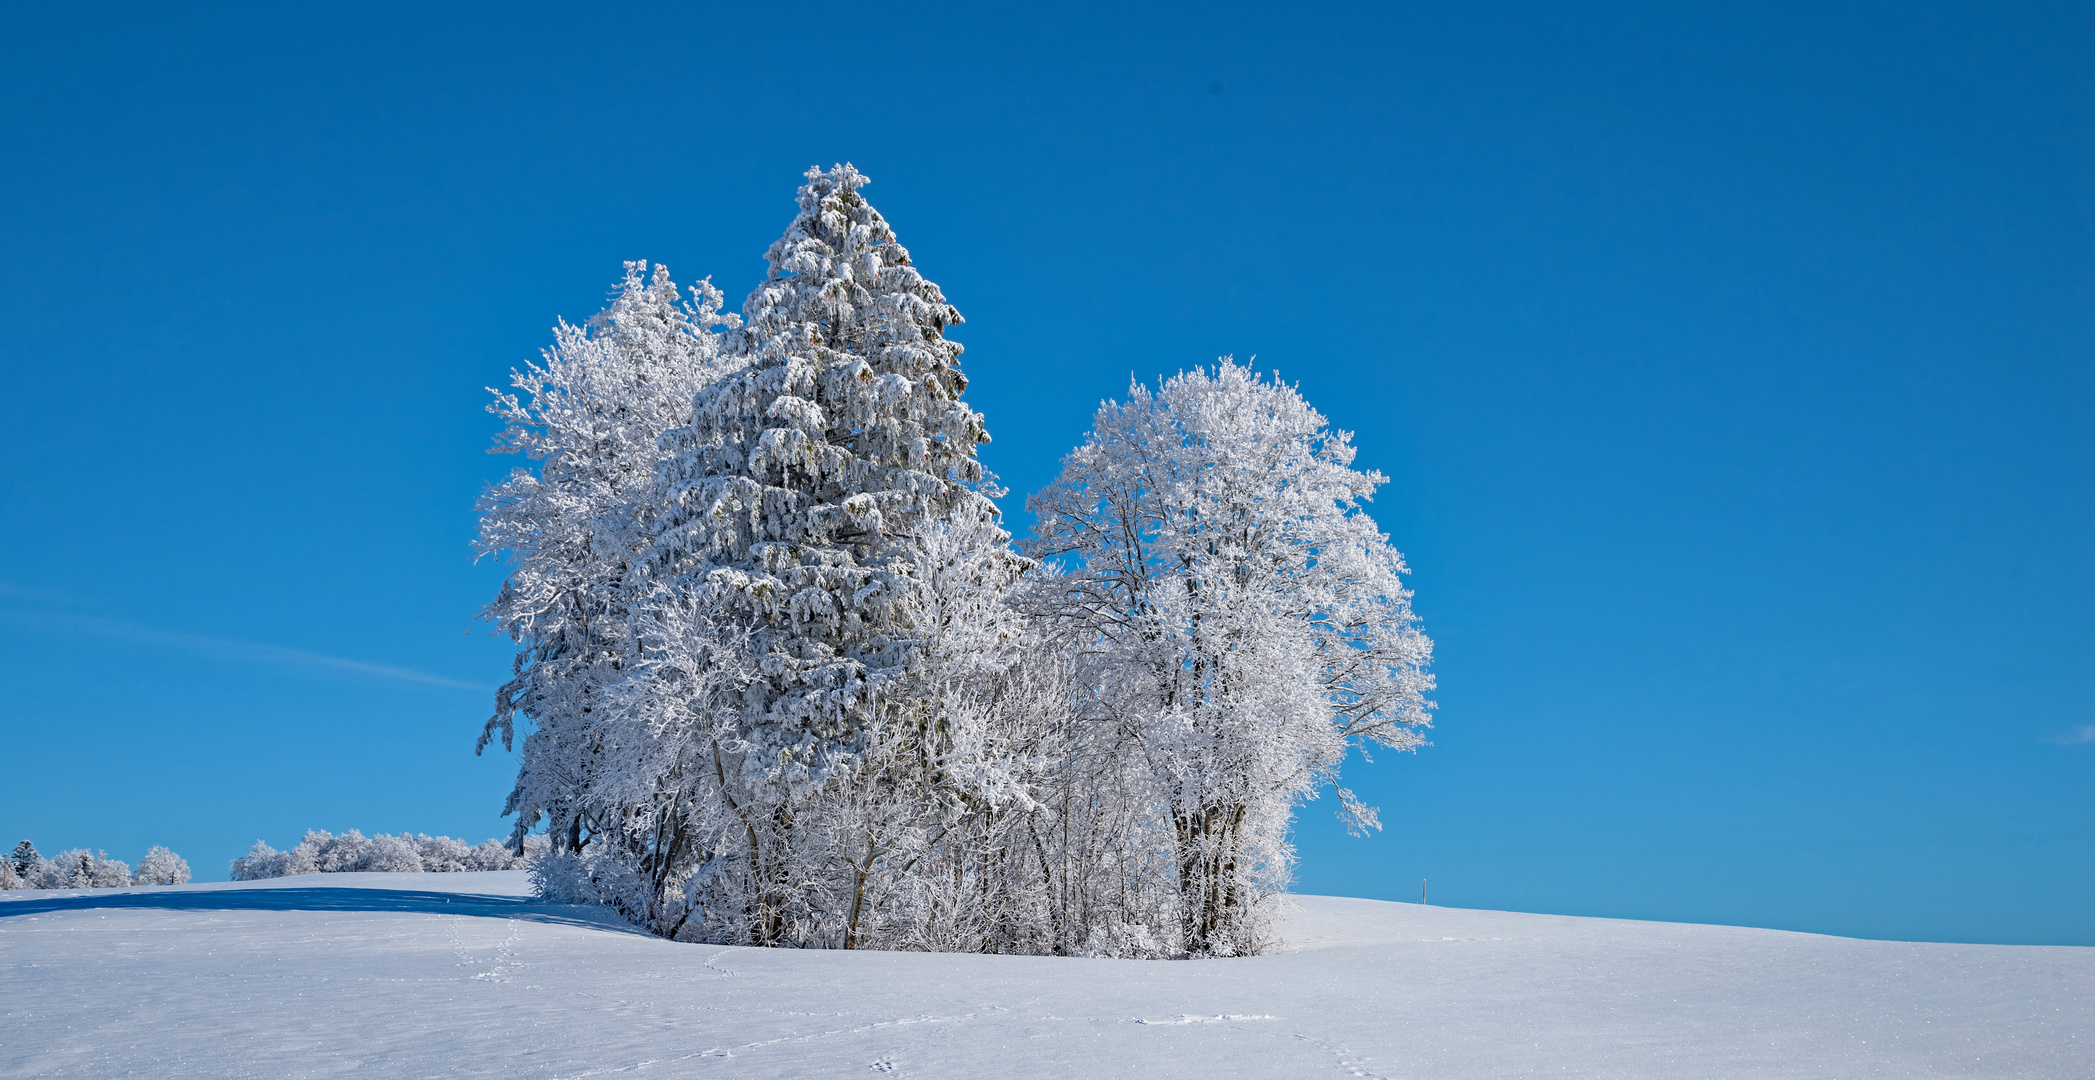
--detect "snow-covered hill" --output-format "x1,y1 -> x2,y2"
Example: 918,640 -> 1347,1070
2,872 -> 2085,1078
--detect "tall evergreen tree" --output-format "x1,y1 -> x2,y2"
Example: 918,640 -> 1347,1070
645,164 -> 1012,945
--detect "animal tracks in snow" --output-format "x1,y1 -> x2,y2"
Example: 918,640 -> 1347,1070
1131,1013 -> 1276,1026
698,949 -> 740,978
1125,1017 -> 1394,1078
1292,1033 -> 1397,1080
440,915 -> 525,983
548,1012 -> 982,1076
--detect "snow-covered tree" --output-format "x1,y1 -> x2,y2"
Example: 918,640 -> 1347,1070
228,840 -> 289,880
800,496 -> 1046,953
8,840 -> 35,877
83,850 -> 133,888
474,260 -> 739,871
634,163 -> 1014,947
1028,358 -> 1435,956
134,846 -> 191,886
651,163 -> 990,775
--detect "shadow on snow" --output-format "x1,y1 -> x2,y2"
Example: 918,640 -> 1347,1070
0,886 -> 645,933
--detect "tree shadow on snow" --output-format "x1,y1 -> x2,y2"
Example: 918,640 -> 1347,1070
0,886 -> 646,933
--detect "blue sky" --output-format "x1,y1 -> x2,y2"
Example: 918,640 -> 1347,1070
2,1 -> 2088,945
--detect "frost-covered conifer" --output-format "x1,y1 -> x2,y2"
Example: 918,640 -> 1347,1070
1029,359 -> 1434,956
651,163 -> 990,773
640,164 -> 1012,946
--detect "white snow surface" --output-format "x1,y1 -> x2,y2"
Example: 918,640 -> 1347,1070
2,872 -> 2085,1078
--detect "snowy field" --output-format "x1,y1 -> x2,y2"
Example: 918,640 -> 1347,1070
2,872 -> 2086,1079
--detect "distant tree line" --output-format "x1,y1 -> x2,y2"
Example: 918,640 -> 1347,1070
3,840 -> 190,889
229,830 -> 544,879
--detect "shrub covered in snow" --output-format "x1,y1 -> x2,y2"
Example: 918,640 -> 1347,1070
134,845 -> 192,885
228,830 -> 545,881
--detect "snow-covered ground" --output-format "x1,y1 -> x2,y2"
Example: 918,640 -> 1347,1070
2,872 -> 2085,1079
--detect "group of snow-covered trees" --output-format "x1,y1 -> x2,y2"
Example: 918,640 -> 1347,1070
476,165 -> 1433,957
229,830 -> 543,880
3,840 -> 190,889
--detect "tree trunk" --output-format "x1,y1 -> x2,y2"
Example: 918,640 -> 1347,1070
843,833 -> 877,950
1174,800 -> 1248,955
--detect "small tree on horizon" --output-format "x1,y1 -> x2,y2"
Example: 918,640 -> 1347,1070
135,845 -> 191,886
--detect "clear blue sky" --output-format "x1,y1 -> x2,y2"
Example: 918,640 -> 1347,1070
2,2 -> 2088,945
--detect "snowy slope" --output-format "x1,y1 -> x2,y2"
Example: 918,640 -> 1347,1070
2,872 -> 2086,1079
